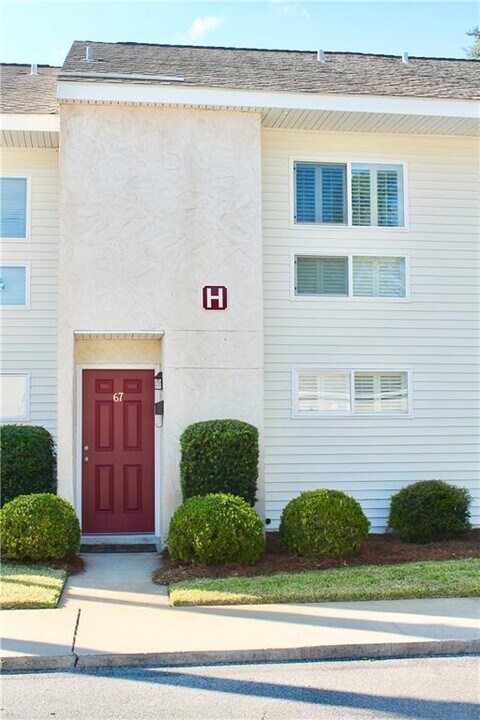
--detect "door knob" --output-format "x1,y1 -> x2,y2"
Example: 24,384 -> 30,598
83,445 -> 89,451
83,456 -> 89,463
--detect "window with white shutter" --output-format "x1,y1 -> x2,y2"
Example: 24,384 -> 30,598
294,161 -> 405,228
354,372 -> 409,414
294,370 -> 410,416
294,255 -> 407,299
0,178 -> 28,239
351,164 -> 404,227
296,256 -> 348,296
295,163 -> 347,224
297,371 -> 351,414
0,373 -> 30,420
353,256 -> 406,298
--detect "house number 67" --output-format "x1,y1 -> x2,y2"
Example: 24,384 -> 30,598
113,392 -> 124,402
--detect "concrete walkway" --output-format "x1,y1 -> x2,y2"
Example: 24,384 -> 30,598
1,554 -> 479,671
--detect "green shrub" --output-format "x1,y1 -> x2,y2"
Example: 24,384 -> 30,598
167,493 -> 265,565
1,493 -> 80,561
388,480 -> 471,544
1,425 -> 56,506
180,420 -> 259,505
279,489 -> 370,559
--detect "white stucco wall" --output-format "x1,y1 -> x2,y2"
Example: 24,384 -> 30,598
58,105 -> 264,538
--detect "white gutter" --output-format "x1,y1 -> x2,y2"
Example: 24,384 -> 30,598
57,81 -> 479,119
60,71 -> 185,82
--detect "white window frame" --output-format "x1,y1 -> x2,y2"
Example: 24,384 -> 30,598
0,174 -> 31,241
292,367 -> 413,418
290,251 -> 410,301
290,158 -> 409,231
0,371 -> 31,421
0,263 -> 31,309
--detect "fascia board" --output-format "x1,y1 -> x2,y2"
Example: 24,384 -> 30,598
57,81 -> 479,119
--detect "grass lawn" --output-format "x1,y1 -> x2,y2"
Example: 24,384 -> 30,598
0,563 -> 67,610
169,558 -> 480,607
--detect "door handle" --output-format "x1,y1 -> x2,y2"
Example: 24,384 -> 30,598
83,456 -> 89,463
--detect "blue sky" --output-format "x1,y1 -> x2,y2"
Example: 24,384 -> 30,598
2,1 -> 478,67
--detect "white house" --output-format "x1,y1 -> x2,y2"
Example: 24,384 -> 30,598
1,43 -> 479,543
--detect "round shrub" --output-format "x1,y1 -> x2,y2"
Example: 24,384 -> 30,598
279,489 -> 370,559
180,420 -> 259,505
1,425 -> 56,506
1,493 -> 80,561
167,493 -> 265,565
388,480 -> 471,544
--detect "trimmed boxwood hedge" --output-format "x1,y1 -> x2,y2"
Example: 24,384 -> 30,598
167,493 -> 265,565
1,493 -> 80,561
388,480 -> 471,543
279,489 -> 370,559
1,425 -> 56,507
180,419 -> 258,505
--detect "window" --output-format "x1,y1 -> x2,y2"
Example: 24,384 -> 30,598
0,178 -> 28,239
294,162 -> 405,227
294,370 -> 410,416
0,265 -> 29,307
295,163 -> 347,224
295,255 -> 407,298
0,373 -> 30,420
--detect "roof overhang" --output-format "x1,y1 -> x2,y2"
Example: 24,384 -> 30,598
74,331 -> 164,341
1,113 -> 60,148
57,80 -> 480,136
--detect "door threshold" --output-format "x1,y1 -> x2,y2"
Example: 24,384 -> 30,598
81,534 -> 160,552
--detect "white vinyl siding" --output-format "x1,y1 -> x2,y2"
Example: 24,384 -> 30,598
263,129 -> 479,532
295,254 -> 406,298
0,177 -> 28,239
294,370 -> 409,416
0,150 -> 58,435
0,373 -> 30,420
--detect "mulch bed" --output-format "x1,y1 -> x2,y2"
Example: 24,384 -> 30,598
153,530 -> 480,585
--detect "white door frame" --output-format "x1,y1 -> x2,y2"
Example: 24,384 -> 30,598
76,363 -> 162,538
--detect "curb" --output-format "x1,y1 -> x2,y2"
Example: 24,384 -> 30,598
2,638 -> 479,673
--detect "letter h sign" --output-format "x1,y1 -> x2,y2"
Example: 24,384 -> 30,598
202,286 -> 228,310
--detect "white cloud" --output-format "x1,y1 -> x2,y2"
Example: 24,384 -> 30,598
270,1 -> 310,19
186,15 -> 224,40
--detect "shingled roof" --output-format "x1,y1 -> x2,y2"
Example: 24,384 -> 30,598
60,41 -> 480,100
1,64 -> 60,113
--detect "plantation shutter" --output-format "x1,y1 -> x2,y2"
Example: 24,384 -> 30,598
377,169 -> 403,226
296,256 -> 348,295
353,256 -> 406,297
351,164 -> 403,227
0,178 -> 27,238
351,168 -> 371,226
295,163 -> 346,223
0,374 -> 28,420
320,165 -> 347,223
0,266 -> 27,306
354,372 -> 408,414
295,163 -> 316,223
298,372 -> 350,413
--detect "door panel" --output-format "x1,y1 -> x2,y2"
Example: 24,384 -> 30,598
82,369 -> 155,534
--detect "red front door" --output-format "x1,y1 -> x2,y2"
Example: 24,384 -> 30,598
82,369 -> 155,534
